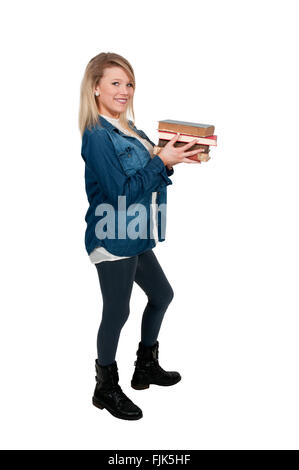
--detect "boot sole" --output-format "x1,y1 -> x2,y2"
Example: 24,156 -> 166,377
131,376 -> 181,389
92,397 -> 143,421
131,383 -> 150,390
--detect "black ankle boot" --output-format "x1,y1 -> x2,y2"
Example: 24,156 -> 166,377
92,359 -> 143,420
131,341 -> 181,390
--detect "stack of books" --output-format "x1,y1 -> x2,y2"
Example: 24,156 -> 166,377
157,119 -> 217,162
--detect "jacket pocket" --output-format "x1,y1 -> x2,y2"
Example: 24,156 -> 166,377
117,145 -> 143,176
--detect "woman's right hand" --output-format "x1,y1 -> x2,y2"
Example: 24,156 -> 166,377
158,133 -> 205,166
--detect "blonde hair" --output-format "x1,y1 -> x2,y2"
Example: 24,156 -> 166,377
79,52 -> 140,138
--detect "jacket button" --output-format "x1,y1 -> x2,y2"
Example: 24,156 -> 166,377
128,153 -> 131,157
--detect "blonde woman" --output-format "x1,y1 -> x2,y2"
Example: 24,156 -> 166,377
79,52 -> 203,421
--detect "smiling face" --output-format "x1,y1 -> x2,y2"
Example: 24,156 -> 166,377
94,66 -> 134,119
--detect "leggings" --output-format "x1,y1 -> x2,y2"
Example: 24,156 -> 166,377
94,249 -> 174,366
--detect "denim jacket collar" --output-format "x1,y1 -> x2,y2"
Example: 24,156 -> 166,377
97,114 -> 155,146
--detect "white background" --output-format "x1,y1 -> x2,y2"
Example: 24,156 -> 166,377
1,0 -> 298,450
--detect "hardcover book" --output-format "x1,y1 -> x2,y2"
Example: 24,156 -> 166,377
158,119 -> 215,137
158,139 -> 211,162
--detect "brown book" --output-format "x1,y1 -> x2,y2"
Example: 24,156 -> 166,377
158,119 -> 215,137
158,139 -> 210,162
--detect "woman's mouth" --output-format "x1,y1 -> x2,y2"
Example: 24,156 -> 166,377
114,99 -> 128,104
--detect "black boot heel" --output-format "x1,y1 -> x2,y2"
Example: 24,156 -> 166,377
131,382 -> 150,390
92,397 -> 105,409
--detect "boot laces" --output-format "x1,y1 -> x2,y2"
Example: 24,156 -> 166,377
111,384 -> 131,404
107,377 -> 131,403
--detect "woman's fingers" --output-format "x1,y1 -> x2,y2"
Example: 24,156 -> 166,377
169,133 -> 181,145
182,157 -> 201,164
183,148 -> 205,157
181,138 -> 198,150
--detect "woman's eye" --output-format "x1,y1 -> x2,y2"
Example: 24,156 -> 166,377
112,82 -> 133,87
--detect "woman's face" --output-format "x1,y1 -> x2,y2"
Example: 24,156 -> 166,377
95,66 -> 134,119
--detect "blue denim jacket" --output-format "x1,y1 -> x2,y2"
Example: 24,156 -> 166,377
81,115 -> 174,257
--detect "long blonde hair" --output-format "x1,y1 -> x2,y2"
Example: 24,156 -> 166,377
79,52 -> 140,138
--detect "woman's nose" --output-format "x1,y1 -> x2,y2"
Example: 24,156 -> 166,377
119,85 -> 130,94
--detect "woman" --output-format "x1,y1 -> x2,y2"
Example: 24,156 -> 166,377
79,52 -> 203,421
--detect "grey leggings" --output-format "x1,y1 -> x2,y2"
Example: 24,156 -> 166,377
95,249 -> 174,366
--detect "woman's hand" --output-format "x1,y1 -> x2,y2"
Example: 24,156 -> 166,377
158,133 -> 205,166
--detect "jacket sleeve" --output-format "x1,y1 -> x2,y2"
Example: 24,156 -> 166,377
81,129 -> 173,207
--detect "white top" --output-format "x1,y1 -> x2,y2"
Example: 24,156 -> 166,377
89,114 -> 159,265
